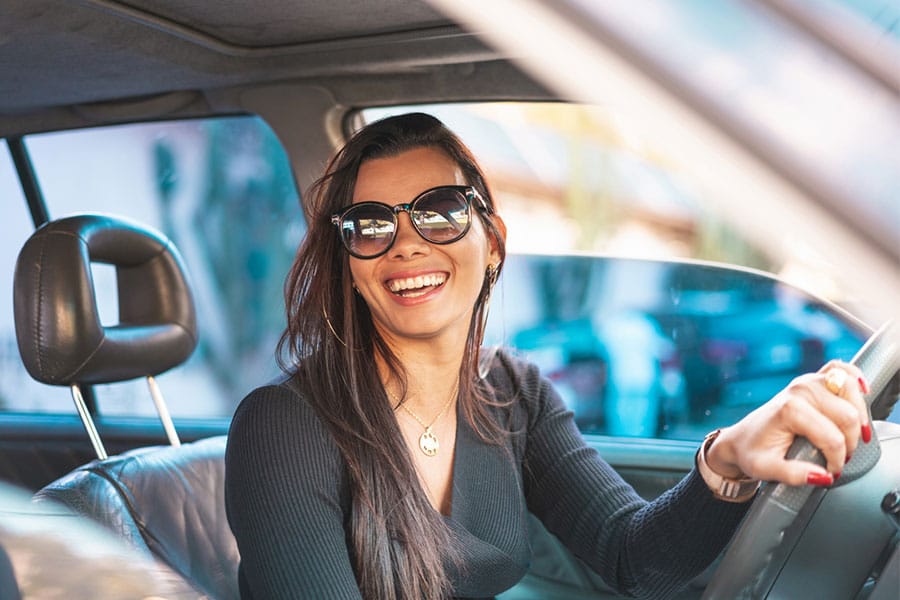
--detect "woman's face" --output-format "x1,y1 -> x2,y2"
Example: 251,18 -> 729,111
347,147 -> 503,350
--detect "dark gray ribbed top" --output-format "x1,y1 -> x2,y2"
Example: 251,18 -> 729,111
225,350 -> 749,599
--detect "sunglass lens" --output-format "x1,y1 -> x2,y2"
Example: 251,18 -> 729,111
412,188 -> 470,242
340,204 -> 395,257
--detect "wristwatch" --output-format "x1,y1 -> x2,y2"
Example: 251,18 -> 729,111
697,429 -> 760,503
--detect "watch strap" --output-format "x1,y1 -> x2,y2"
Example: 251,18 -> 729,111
697,429 -> 760,503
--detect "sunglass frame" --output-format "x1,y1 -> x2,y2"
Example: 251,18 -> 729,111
330,185 -> 490,259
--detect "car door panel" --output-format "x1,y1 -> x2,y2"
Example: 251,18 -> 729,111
0,415 -> 229,491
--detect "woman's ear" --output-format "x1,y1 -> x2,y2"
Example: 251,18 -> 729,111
488,214 -> 506,263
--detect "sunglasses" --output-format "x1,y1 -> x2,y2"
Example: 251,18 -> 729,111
331,185 -> 490,259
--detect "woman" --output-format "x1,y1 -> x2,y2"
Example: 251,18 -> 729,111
225,113 -> 870,599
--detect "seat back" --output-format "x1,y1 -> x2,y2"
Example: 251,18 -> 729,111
35,436 -> 238,600
13,214 -> 239,599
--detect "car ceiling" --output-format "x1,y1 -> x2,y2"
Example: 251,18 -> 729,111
0,0 -> 547,131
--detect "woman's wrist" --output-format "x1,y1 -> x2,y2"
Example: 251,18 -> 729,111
696,429 -> 760,503
704,427 -> 744,479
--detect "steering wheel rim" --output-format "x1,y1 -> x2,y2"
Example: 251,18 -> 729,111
702,321 -> 900,600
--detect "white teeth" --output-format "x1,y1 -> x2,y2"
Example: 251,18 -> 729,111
387,273 -> 446,293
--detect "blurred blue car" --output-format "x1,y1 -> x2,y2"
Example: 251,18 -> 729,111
489,255 -> 868,439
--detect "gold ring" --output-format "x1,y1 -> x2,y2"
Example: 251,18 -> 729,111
824,368 -> 848,396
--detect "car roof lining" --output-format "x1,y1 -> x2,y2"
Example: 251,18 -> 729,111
0,60 -> 553,138
95,0 -> 454,49
0,0 -> 508,119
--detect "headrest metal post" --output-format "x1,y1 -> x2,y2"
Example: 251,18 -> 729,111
147,375 -> 181,447
70,384 -> 107,460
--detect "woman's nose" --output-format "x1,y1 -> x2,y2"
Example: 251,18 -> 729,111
390,212 -> 429,258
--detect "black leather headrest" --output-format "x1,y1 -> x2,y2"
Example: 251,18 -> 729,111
13,214 -> 197,385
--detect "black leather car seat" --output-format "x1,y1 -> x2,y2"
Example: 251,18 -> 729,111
36,436 -> 237,599
13,214 -> 239,599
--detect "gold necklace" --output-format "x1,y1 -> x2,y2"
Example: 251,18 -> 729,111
387,386 -> 457,457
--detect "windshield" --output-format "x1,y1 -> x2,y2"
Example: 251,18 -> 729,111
569,0 -> 899,246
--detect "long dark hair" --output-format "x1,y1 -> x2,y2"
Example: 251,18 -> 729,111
277,113 -> 507,599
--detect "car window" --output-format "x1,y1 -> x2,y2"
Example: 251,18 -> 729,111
6,116 -> 304,418
361,103 -> 869,439
490,254 -> 867,439
0,148 -> 71,413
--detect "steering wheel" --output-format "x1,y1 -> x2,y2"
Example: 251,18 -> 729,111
702,322 -> 900,599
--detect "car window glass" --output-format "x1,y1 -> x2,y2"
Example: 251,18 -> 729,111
491,255 -> 867,440
19,116 -> 304,418
361,104 -> 869,440
0,148 -> 71,413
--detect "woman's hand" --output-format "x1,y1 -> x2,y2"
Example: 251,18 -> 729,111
705,360 -> 871,487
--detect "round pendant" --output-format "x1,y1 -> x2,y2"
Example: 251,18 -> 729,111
419,428 -> 439,457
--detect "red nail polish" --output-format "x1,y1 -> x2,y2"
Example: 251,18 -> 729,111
807,472 -> 834,486
845,454 -> 852,464
834,471 -> 841,480
862,423 -> 872,444
858,377 -> 870,395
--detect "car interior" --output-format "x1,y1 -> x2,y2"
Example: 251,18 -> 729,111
13,213 -> 237,598
1,1 -> 899,598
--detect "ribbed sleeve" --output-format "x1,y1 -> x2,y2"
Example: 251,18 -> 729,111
502,352 -> 750,599
224,380 -> 362,599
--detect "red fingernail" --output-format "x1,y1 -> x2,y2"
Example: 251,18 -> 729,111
858,377 -> 870,395
861,423 -> 872,444
845,454 -> 852,464
807,472 -> 834,486
834,471 -> 842,480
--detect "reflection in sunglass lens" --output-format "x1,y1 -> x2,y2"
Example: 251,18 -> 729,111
412,188 -> 470,242
340,205 -> 395,257
336,186 -> 475,258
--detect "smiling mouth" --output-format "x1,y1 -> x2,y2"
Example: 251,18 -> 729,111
387,273 -> 447,298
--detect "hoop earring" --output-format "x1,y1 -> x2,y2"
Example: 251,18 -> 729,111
322,307 -> 348,347
485,262 -> 500,287
478,263 -> 501,378
480,263 -> 500,325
